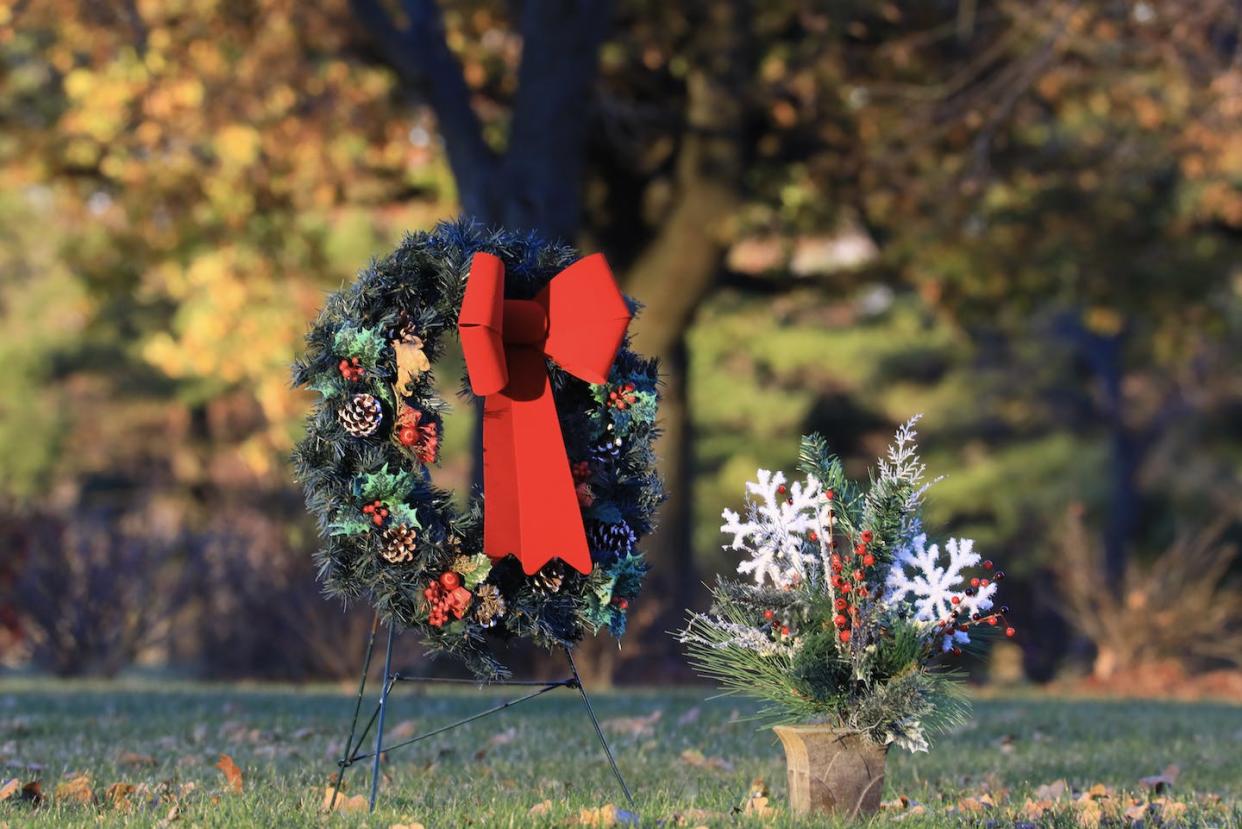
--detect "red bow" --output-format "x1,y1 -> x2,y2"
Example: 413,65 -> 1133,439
458,251 -> 632,575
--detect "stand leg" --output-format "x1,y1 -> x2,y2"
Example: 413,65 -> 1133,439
329,613 -> 379,811
368,623 -> 396,813
565,648 -> 635,809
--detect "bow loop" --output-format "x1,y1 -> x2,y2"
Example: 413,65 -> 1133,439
457,252 -> 508,396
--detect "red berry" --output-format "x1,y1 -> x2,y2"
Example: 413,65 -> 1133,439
980,578 -> 990,587
970,578 -> 980,588
762,609 -> 774,620
950,595 -> 961,605
982,560 -> 993,570
834,598 -> 848,611
861,530 -> 874,544
808,531 -> 818,542
825,489 -> 835,500
830,554 -> 842,569
853,569 -> 864,581
862,554 -> 875,567
834,614 -> 848,628
780,625 -> 790,636
951,646 -> 962,656
372,514 -> 384,526
840,584 -> 852,595
439,571 -> 461,590
839,630 -> 851,643
854,544 -> 866,556
777,484 -> 787,494
1005,627 -> 1016,638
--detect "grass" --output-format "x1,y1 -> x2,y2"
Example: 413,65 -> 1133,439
1,677 -> 1240,827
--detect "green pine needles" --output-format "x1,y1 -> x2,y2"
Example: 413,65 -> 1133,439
681,416 -> 1009,751
292,221 -> 663,678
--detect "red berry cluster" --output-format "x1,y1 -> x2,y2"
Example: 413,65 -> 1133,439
361,500 -> 388,526
606,383 -> 638,410
937,561 -> 1015,655
829,521 -> 879,644
395,406 -> 439,464
424,571 -> 473,627
761,608 -> 792,639
338,357 -> 365,381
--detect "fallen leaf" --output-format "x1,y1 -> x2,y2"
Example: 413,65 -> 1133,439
389,720 -> 418,741
1123,801 -> 1149,823
740,778 -> 773,817
215,754 -> 243,794
601,709 -> 662,738
105,782 -> 136,811
55,774 -> 94,806
1075,798 -> 1103,828
1139,764 -> 1180,792
1082,783 -> 1113,800
1151,797 -> 1187,820
1034,779 -> 1069,801
388,823 -> 426,829
19,781 -> 43,806
155,803 -> 180,828
118,751 -> 156,767
956,795 -> 992,812
577,804 -> 618,826
680,748 -> 733,771
529,799 -> 553,816
1022,798 -> 1055,820
0,780 -> 18,802
321,786 -> 368,813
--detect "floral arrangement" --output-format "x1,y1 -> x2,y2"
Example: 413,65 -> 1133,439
680,417 -> 1012,751
292,221 -> 663,678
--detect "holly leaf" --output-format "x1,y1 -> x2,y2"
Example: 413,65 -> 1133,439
309,374 -> 345,399
333,325 -> 385,367
329,515 -> 373,537
359,464 -> 414,502
387,502 -> 422,530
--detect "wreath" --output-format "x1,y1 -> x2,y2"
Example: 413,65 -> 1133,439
292,221 -> 663,677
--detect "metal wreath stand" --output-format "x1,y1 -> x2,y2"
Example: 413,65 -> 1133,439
329,614 -> 635,813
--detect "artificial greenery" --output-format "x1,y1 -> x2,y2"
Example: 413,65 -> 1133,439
292,221 -> 663,677
681,417 -> 1006,751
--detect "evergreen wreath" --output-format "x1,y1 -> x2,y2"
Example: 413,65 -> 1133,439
292,221 -> 663,677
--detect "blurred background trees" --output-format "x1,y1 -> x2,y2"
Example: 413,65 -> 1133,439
0,0 -> 1238,683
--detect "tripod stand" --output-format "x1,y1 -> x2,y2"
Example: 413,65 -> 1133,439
329,615 -> 636,813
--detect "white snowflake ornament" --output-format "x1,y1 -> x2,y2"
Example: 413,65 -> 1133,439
721,469 -> 824,588
885,533 -> 996,651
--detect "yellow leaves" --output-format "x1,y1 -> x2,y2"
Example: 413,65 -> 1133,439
679,748 -> 733,772
740,778 -> 773,818
575,804 -> 639,826
215,124 -> 262,169
601,709 -> 663,738
320,786 -> 367,813
54,774 -> 95,805
214,754 -> 243,794
0,779 -> 19,801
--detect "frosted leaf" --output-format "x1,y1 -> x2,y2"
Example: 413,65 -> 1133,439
721,469 -> 823,588
885,533 -> 996,651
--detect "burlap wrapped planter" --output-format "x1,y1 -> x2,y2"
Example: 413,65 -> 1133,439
773,725 -> 888,818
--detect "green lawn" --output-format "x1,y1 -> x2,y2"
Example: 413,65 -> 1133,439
1,678 -> 1240,827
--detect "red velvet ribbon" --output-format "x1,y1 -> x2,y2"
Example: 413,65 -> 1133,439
457,252 -> 632,575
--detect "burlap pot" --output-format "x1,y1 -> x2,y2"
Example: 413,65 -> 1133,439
772,725 -> 888,818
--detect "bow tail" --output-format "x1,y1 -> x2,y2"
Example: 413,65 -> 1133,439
480,350 -> 592,576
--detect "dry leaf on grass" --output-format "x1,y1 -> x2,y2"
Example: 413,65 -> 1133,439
600,709 -> 663,738
679,748 -> 733,771
738,778 -> 773,818
1033,779 -> 1069,800
215,754 -> 243,794
320,786 -> 368,813
0,780 -> 18,802
575,804 -> 639,826
388,823 -> 426,829
55,774 -> 94,805
389,720 -> 418,741
118,751 -> 156,767
528,799 -> 553,816
1139,764 -> 1180,792
105,782 -> 136,811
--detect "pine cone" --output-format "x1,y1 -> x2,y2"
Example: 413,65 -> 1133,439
532,561 -> 565,594
473,584 -> 506,628
339,393 -> 383,437
379,524 -> 417,564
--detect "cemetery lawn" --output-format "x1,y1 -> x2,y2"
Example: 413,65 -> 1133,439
1,678 -> 1240,827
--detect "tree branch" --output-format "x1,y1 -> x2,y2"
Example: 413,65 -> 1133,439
350,0 -> 498,218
